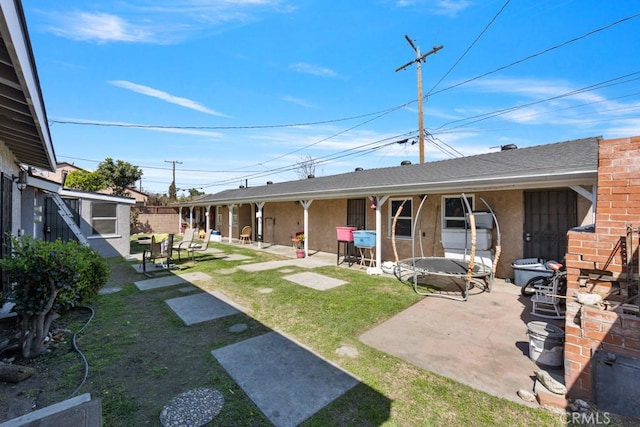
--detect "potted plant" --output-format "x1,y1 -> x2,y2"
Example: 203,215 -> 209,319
295,234 -> 305,258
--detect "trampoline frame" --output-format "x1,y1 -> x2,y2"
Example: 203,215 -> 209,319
394,193 -> 501,301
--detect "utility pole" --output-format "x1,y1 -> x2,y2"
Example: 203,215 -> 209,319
396,35 -> 443,164
165,160 -> 182,200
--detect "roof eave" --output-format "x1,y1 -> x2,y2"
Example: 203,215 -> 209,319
179,169 -> 597,206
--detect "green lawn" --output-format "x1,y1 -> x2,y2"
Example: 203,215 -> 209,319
15,238 -> 568,426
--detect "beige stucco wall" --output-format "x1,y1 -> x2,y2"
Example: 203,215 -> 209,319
206,186 -> 593,279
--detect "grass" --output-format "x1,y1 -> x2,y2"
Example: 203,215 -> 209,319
1,238 -> 615,426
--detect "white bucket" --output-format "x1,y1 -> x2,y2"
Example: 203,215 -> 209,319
527,321 -> 564,367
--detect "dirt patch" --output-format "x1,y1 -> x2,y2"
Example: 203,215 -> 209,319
0,257 -> 270,425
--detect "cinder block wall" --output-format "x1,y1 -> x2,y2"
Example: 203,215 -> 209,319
133,207 -> 180,234
564,136 -> 640,400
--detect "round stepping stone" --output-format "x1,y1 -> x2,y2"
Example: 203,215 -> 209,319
258,288 -> 273,294
229,323 -> 248,333
160,388 -> 223,427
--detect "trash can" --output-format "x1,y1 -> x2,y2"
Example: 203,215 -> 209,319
511,258 -> 553,286
527,321 -> 564,367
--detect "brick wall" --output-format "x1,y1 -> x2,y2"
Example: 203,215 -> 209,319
564,136 -> 640,401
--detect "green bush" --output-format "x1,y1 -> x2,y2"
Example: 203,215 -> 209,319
0,235 -> 110,358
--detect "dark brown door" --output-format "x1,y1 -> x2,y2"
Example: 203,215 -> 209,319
524,189 -> 577,262
346,199 -> 366,229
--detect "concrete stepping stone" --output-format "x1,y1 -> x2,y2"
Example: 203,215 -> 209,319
135,272 -> 211,291
165,292 -> 240,325
219,253 -> 252,262
283,272 -> 347,291
211,331 -> 358,427
160,388 -> 223,427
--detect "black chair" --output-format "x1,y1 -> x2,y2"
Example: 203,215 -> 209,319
143,234 -> 175,276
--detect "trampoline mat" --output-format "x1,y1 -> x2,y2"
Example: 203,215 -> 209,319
398,257 -> 491,278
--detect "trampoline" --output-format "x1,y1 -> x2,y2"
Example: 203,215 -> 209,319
394,193 -> 501,301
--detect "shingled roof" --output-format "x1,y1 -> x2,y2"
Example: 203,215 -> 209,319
183,136 -> 600,206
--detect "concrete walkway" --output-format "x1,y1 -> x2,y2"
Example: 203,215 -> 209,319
134,247 -> 359,426
359,280 -> 562,406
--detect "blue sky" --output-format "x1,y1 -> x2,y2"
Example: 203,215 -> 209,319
23,1 -> 640,195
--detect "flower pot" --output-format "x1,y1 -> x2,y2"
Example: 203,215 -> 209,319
296,249 -> 305,258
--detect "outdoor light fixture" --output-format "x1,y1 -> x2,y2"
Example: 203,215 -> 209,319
12,170 -> 27,192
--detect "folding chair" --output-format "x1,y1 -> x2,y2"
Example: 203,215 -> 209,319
188,230 -> 213,262
142,234 -> 175,277
172,228 -> 196,261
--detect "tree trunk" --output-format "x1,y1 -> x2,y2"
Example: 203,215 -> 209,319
20,279 -> 60,359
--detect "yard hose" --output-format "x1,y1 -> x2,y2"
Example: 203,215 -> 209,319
68,304 -> 95,398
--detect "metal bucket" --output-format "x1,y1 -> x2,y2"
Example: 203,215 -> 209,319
527,321 -> 564,367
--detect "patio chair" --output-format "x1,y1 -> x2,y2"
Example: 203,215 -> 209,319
188,229 -> 213,262
142,234 -> 175,277
239,226 -> 252,244
173,228 -> 196,260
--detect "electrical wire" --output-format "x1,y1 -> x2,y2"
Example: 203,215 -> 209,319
428,0 -> 511,95
428,12 -> 640,97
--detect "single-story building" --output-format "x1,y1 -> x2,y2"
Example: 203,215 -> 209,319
0,0 -> 133,273
176,136 -> 600,279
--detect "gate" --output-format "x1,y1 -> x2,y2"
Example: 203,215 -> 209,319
524,189 -> 577,262
44,196 -> 81,243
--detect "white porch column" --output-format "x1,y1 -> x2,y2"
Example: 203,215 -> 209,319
300,200 -> 313,256
256,202 -> 265,248
227,204 -> 235,243
374,195 -> 390,269
189,207 -> 194,229
205,205 -> 211,232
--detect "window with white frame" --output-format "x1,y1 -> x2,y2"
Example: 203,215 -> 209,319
216,206 -> 222,226
91,202 -> 117,235
442,195 -> 474,229
389,198 -> 412,238
232,206 -> 238,226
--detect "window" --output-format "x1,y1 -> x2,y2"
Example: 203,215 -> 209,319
442,195 -> 473,229
216,206 -> 222,226
91,202 -> 117,235
389,198 -> 412,238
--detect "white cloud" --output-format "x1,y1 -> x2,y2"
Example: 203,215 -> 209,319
395,0 -> 472,17
281,95 -> 318,108
289,62 -> 338,77
47,12 -> 153,43
109,80 -> 231,118
40,1 -> 295,44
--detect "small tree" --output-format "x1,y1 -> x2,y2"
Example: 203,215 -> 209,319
0,236 -> 109,359
96,157 -> 143,196
64,170 -> 106,192
295,155 -> 318,179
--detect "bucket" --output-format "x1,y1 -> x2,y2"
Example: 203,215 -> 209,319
527,321 -> 564,367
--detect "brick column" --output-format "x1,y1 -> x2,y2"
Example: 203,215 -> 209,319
564,136 -> 640,401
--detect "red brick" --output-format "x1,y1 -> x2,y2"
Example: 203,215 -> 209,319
603,333 -> 624,346
536,387 -> 569,410
582,320 -> 603,332
601,343 -> 640,359
625,337 -> 640,351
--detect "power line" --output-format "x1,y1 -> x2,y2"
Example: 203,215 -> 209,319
429,11 -> 640,97
428,0 -> 511,95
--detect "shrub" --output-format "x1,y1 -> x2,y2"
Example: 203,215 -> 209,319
0,236 -> 110,359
